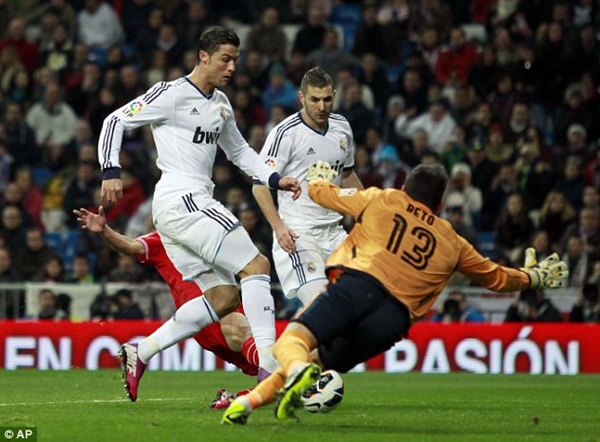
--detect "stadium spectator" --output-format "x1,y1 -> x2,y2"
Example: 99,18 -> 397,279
434,26 -> 480,86
494,192 -> 535,266
0,139 -> 13,192
352,4 -> 394,64
0,204 -> 28,255
394,100 -> 457,153
112,288 -> 145,320
0,247 -> 24,318
306,28 -> 360,78
25,82 -> 78,170
570,280 -> 600,323
291,7 -> 328,56
432,290 -> 486,322
538,191 -> 577,252
357,52 -> 392,114
153,22 -> 186,69
14,227 -> 56,281
505,288 -> 562,322
337,81 -> 376,146
442,162 -> 482,228
63,160 -> 101,229
2,102 -> 37,171
260,63 -> 297,116
37,288 -> 69,321
0,18 -> 37,73
76,0 -> 124,51
103,168 -> 146,231
67,253 -> 95,283
409,0 -> 452,40
440,126 -> 468,173
503,101 -> 532,145
14,167 -> 43,230
561,235 -> 594,288
133,7 -> 164,64
245,6 -> 288,63
40,254 -> 66,283
554,155 -> 587,212
333,66 -> 375,112
445,205 -> 479,252
560,207 -> 600,260
363,144 -> 409,190
106,254 -> 146,283
37,22 -> 73,77
396,67 -> 429,117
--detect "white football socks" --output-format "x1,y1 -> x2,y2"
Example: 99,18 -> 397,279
137,296 -> 218,363
240,274 -> 278,373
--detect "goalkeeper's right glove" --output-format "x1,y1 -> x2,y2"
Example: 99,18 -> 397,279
306,160 -> 338,183
520,247 -> 569,289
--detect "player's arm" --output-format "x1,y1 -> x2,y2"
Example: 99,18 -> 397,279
252,184 -> 299,253
308,180 -> 380,218
98,82 -> 172,206
73,206 -> 145,257
340,169 -> 364,190
457,238 -> 568,291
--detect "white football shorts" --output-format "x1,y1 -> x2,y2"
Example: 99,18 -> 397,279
155,194 -> 259,292
273,224 -> 347,298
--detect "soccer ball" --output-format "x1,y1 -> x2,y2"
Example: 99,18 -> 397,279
301,369 -> 344,413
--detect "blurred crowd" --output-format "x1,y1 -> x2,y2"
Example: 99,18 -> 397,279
0,0 -> 599,322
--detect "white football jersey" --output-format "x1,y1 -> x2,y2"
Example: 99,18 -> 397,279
257,112 -> 355,230
98,77 -> 277,218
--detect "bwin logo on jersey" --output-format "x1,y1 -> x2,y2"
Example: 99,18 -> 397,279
192,126 -> 220,144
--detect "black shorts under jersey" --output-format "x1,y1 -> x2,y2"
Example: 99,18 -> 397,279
294,268 -> 411,373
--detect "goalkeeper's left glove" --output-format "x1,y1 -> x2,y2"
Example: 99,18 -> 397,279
520,248 -> 569,288
306,160 -> 338,183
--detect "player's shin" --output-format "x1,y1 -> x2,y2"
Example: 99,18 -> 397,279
240,274 -> 278,372
137,296 -> 218,362
273,329 -> 312,376
246,368 -> 286,409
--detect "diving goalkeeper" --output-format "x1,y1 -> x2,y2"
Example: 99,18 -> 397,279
222,162 -> 569,424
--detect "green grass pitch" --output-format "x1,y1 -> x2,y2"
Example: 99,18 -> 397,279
0,370 -> 598,441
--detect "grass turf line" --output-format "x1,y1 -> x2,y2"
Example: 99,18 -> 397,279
0,370 -> 598,442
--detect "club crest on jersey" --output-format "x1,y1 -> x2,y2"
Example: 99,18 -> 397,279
307,147 -> 316,155
122,101 -> 144,117
265,157 -> 277,168
307,261 -> 317,272
339,138 -> 346,152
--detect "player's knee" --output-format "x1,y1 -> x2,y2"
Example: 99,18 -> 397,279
238,253 -> 270,278
203,285 -> 239,317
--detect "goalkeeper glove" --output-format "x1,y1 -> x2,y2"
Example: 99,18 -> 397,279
520,248 -> 569,289
306,160 -> 338,183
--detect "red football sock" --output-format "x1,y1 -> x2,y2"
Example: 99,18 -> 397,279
241,337 -> 260,367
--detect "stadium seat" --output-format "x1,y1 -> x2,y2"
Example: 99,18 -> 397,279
44,230 -> 81,272
477,231 -> 497,260
31,167 -> 53,188
329,4 -> 362,51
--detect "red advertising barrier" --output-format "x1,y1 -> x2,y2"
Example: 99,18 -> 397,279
1,321 -> 598,374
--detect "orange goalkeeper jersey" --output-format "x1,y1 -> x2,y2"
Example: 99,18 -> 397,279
308,182 -> 531,322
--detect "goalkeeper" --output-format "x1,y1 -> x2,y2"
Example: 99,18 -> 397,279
222,162 -> 569,425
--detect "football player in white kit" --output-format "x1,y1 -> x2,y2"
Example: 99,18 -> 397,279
98,26 -> 300,401
253,67 -> 363,306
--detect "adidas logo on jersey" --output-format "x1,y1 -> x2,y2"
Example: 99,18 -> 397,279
307,147 -> 316,155
190,108 -> 200,115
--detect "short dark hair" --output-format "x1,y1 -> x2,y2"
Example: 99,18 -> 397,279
300,66 -> 334,94
197,26 -> 240,56
404,164 -> 449,211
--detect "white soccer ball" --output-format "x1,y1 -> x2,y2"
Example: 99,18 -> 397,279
301,369 -> 344,413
